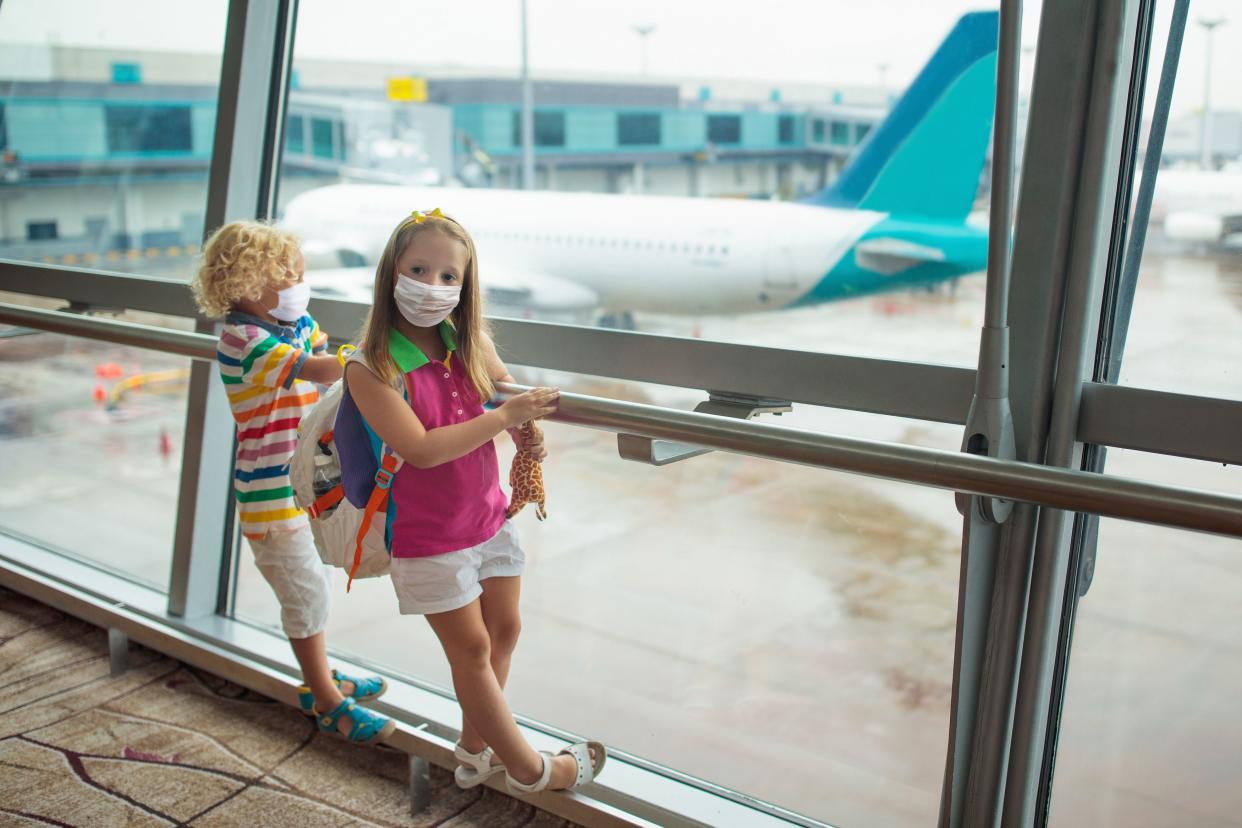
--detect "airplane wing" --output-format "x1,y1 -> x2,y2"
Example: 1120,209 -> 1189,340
853,237 -> 948,276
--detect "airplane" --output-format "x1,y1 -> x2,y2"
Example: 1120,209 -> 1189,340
1150,163 -> 1242,247
283,11 -> 999,318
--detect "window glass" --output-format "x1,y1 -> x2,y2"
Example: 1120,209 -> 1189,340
1048,451 -> 1242,827
510,110 -> 567,148
831,120 -> 851,145
778,113 -> 794,144
276,1 -> 1038,370
104,105 -> 193,153
0,0 -> 226,279
264,5 -> 1045,821
311,116 -> 335,159
0,326 -> 191,591
618,112 -> 660,146
286,113 -> 304,154
234,365 -> 970,827
706,113 -> 741,144
1110,0 -> 1242,400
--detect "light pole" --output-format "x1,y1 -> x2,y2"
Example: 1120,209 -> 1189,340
520,0 -> 535,189
876,62 -> 890,104
632,24 -> 656,75
1198,17 -> 1226,170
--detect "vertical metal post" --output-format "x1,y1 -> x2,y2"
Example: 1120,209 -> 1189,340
520,0 -> 536,190
1198,18 -> 1224,170
108,628 -> 129,676
1003,1 -> 1144,824
939,0 -> 1144,824
168,0 -> 296,618
941,6 -> 1020,825
408,755 -> 430,814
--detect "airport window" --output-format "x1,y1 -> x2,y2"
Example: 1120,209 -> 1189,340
0,103 -> 7,151
26,221 -> 57,241
707,114 -> 741,144
831,120 -> 851,146
812,118 -> 825,142
511,111 -> 566,147
778,114 -> 794,144
104,105 -> 193,153
618,113 -> 661,146
286,114 -> 305,154
855,122 -> 872,143
311,117 -> 335,159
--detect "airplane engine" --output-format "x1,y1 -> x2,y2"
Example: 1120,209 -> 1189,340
1164,212 -> 1224,243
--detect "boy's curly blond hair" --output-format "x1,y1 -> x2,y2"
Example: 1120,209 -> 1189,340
191,220 -> 301,318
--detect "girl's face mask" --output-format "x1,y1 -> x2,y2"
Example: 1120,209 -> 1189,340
394,275 -> 461,328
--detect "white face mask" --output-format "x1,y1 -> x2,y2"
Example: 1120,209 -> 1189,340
394,275 -> 461,327
269,281 -> 311,322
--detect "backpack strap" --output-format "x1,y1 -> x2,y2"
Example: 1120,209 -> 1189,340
348,452 -> 401,592
306,485 -> 344,520
344,356 -> 417,592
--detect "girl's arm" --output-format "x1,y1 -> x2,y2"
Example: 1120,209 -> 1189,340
345,361 -> 557,469
482,334 -> 548,460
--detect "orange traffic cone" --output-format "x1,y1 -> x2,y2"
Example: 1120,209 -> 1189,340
159,428 -> 173,459
93,384 -> 107,404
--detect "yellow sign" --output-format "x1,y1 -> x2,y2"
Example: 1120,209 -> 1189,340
387,77 -> 427,102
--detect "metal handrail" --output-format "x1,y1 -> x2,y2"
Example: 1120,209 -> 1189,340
4,299 -> 1242,538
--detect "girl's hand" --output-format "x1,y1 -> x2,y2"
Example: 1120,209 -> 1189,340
499,387 -> 559,428
510,421 -> 548,461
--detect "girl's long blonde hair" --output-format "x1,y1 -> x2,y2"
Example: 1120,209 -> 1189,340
357,212 -> 494,403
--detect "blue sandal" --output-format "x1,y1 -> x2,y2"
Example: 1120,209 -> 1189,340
314,697 -> 396,744
298,669 -> 389,713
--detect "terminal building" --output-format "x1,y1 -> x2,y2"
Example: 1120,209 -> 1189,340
0,43 -> 883,272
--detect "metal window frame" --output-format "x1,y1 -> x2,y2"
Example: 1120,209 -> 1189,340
167,0 -> 297,621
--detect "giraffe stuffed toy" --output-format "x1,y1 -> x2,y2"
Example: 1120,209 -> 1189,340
505,421 -> 547,520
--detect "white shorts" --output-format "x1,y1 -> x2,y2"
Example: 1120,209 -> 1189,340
389,520 -> 526,616
246,523 -> 332,639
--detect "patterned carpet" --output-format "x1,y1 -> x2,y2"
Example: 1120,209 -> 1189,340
0,587 -> 580,827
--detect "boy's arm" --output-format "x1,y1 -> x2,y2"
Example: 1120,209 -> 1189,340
298,354 -> 343,384
220,323 -> 340,388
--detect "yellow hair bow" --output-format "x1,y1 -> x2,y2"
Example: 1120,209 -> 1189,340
411,207 -> 444,224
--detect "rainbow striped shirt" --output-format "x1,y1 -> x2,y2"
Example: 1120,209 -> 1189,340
217,311 -> 328,540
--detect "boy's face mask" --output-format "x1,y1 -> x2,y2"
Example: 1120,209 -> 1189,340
269,281 -> 311,322
394,275 -> 461,328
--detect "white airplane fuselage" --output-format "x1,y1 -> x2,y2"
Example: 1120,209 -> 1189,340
285,184 -> 933,315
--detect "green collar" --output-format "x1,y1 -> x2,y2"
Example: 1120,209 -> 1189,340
389,322 -> 457,373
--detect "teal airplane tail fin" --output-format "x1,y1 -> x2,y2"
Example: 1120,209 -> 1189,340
805,11 -> 998,220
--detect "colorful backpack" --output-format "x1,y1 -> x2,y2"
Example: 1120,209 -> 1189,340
289,357 -> 410,591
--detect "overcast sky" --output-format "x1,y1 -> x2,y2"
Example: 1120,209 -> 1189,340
1,0 -> 1237,116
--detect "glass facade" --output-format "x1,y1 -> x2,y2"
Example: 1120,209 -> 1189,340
2,1 -> 1240,827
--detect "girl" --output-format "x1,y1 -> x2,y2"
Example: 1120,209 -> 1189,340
342,209 -> 606,794
192,220 -> 393,744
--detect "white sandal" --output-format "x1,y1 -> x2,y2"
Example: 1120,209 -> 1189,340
504,740 -> 607,795
454,743 -> 506,789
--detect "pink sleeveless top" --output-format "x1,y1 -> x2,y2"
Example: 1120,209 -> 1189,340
383,325 -> 508,558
